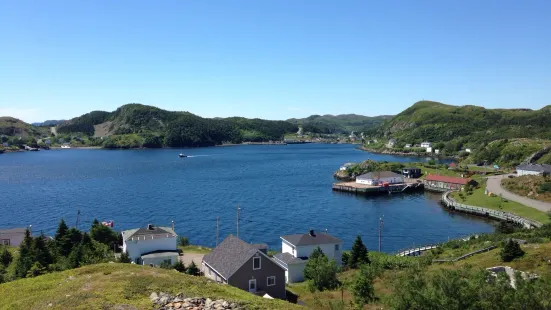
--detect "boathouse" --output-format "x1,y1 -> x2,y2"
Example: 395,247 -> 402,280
402,167 -> 421,178
356,171 -> 404,186
423,175 -> 477,192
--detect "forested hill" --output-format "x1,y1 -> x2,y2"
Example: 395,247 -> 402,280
54,104 -> 299,147
286,114 -> 393,134
376,100 -> 551,149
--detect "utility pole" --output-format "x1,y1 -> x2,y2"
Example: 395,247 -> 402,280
378,216 -> 384,252
75,210 -> 80,229
236,205 -> 241,238
216,217 -> 220,246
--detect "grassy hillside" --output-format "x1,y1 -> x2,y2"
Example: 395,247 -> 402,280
502,175 -> 551,204
376,101 -> 551,154
0,117 -> 48,139
464,138 -> 551,167
287,114 -> 392,134
0,263 -> 300,310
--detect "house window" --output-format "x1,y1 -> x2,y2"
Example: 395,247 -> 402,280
1,239 -> 9,246
253,256 -> 261,270
335,244 -> 339,251
267,276 -> 276,286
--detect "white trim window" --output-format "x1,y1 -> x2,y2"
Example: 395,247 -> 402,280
253,256 -> 261,270
248,279 -> 257,293
267,276 -> 276,286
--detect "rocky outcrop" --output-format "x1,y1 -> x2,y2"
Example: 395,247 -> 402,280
150,292 -> 242,310
523,145 -> 551,164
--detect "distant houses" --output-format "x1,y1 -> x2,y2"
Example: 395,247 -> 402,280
402,167 -> 421,178
405,144 -> 412,148
339,162 -> 356,171
387,139 -> 397,148
121,224 -> 178,266
0,227 -> 27,246
356,171 -> 404,186
273,230 -> 343,283
201,235 -> 286,299
516,164 -> 551,177
421,142 -> 432,149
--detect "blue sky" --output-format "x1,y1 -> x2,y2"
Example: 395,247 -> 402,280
1,0 -> 550,123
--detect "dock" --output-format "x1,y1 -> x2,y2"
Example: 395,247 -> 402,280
332,181 -> 424,195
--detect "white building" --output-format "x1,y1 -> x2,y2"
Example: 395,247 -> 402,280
405,144 -> 412,148
426,147 -> 433,153
465,149 -> 472,153
516,164 -> 551,176
339,162 -> 356,171
435,149 -> 440,155
273,230 -> 342,283
0,227 -> 27,246
356,171 -> 404,186
121,224 -> 178,266
421,142 -> 432,148
387,139 -> 396,148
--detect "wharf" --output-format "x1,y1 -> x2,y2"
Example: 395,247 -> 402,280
332,181 -> 424,195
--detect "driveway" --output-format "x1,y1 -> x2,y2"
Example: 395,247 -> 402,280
180,253 -> 204,266
486,174 -> 551,213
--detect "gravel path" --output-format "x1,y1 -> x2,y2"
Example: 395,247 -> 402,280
486,174 -> 551,212
179,253 -> 204,266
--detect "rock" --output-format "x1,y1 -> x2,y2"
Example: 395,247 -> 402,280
173,297 -> 183,303
167,302 -> 174,308
48,303 -> 53,307
173,302 -> 182,309
159,296 -> 169,304
222,301 -> 229,308
150,292 -> 159,302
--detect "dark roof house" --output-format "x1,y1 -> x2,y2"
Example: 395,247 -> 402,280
516,164 -> 551,175
281,231 -> 343,247
202,235 -> 286,299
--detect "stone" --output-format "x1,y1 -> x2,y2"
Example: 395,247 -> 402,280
174,302 -> 182,309
167,303 -> 174,308
159,296 -> 169,304
222,301 -> 229,308
150,292 -> 159,302
174,297 -> 183,303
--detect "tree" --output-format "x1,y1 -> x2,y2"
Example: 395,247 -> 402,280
349,235 -> 370,269
174,261 -> 186,273
304,250 -> 340,292
501,239 -> 525,262
352,265 -> 376,308
118,251 -> 131,263
310,246 -> 324,259
68,244 -> 84,269
341,252 -> 350,268
90,221 -> 118,246
178,236 -> 190,247
32,234 -> 53,268
55,219 -> 73,257
186,261 -> 200,276
0,247 -> 13,267
27,262 -> 46,278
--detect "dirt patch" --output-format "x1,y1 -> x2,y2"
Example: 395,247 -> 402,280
94,121 -> 113,137
180,253 -> 204,267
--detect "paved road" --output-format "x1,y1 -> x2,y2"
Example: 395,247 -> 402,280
486,174 -> 551,213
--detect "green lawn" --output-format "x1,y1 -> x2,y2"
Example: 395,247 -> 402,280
0,263 -> 300,310
451,187 -> 550,224
178,245 -> 212,255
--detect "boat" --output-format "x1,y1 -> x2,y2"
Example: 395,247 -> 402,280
61,144 -> 71,149
179,153 -> 187,158
101,220 -> 114,228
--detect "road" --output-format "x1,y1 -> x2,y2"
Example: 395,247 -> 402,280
486,174 -> 551,213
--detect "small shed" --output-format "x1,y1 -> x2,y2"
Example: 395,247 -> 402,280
402,167 -> 421,178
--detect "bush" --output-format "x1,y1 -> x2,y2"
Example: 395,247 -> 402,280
351,265 -> 376,308
118,251 -> 131,263
538,182 -> 551,193
0,247 -> 13,267
174,261 -> 186,273
186,261 -> 200,276
178,236 -> 190,247
304,247 -> 340,292
500,239 -> 525,262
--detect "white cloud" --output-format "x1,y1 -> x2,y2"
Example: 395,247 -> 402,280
0,108 -> 41,123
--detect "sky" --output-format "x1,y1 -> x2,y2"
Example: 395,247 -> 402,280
1,1 -> 550,123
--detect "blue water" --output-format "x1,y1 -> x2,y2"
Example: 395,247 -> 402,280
0,144 -> 494,252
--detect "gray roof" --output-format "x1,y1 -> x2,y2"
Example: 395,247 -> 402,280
0,228 -> 27,234
281,231 -> 342,246
121,225 -> 176,241
357,171 -> 403,180
202,235 -> 267,280
273,252 -> 307,266
516,164 -> 551,173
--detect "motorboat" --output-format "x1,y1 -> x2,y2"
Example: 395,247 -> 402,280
179,153 -> 187,158
61,144 -> 71,149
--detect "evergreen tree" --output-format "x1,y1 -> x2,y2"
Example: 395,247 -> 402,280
349,235 -> 370,269
352,265 -> 376,308
118,251 -> 131,263
68,244 -> 84,269
92,219 -> 100,226
26,262 -> 46,278
186,261 -> 200,276
501,239 -> 525,262
55,220 -> 72,257
174,261 -> 186,273
0,247 -> 13,267
55,219 -> 69,241
32,234 -> 53,268
14,229 -> 34,278
304,250 -> 340,292
90,223 -> 118,246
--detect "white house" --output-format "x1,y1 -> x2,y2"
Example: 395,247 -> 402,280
340,162 -> 356,171
421,142 -> 432,148
405,144 -> 412,148
465,149 -> 472,153
387,139 -> 397,148
426,147 -> 433,153
516,164 -> 551,176
435,149 -> 440,155
273,230 -> 342,283
121,224 -> 178,266
0,227 -> 27,246
356,171 -> 404,186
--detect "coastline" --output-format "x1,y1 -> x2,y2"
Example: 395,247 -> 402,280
358,145 -> 456,160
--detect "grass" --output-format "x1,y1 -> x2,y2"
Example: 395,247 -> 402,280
502,175 -> 551,203
451,186 -> 551,224
178,245 -> 212,255
0,263 -> 300,310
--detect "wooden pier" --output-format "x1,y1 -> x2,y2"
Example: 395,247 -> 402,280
332,181 -> 424,195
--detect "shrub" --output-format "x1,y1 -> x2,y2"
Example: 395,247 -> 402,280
538,182 -> 551,193
178,237 -> 190,247
304,249 -> 340,292
0,247 -> 13,267
174,261 -> 186,273
118,251 -> 131,263
186,261 -> 200,276
500,239 -> 525,262
351,265 -> 376,308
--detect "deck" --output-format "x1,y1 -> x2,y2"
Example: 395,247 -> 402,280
332,181 -> 424,195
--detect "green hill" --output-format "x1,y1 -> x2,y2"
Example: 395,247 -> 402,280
55,104 -> 298,148
376,100 -> 551,153
0,117 -> 48,139
286,114 -> 392,134
0,263 -> 299,310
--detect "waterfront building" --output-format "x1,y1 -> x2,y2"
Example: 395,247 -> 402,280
356,171 -> 404,185
273,230 -> 342,284
121,224 -> 178,266
516,164 -> 551,176
421,142 -> 432,148
340,162 -> 356,171
0,227 -> 27,246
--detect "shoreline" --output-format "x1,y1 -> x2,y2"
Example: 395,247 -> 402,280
358,145 -> 456,160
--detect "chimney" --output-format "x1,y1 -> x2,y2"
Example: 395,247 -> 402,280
309,229 -> 315,237
147,224 -> 154,230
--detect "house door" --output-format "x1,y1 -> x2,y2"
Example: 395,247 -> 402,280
248,279 -> 257,293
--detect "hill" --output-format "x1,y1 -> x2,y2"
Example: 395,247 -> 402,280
32,120 -> 66,127
376,101 -> 551,153
54,104 -> 298,148
0,117 -> 49,139
0,263 -> 299,310
286,114 -> 392,134
464,138 -> 551,167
